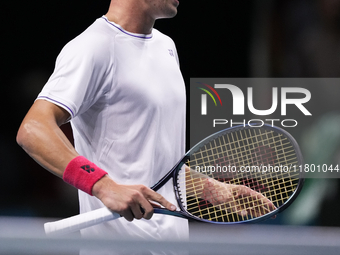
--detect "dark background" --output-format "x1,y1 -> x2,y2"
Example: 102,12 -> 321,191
2,0 -> 340,227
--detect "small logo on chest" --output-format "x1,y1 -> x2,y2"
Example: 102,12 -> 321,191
168,49 -> 174,57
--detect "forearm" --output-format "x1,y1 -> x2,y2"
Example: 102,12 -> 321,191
17,101 -> 79,178
17,100 -> 177,221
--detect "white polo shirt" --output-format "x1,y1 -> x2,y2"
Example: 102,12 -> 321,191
37,16 -> 188,240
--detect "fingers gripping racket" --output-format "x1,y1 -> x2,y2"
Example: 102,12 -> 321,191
45,124 -> 304,235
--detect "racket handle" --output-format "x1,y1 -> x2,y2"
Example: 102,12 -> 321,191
44,207 -> 120,236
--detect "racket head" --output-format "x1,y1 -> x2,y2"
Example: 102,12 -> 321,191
172,124 -> 304,224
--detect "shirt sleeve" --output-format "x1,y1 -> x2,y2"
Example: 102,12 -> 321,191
37,31 -> 113,119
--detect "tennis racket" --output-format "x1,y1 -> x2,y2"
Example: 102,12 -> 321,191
44,124 -> 304,235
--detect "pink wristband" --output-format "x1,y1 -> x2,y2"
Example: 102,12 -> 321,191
63,156 -> 108,195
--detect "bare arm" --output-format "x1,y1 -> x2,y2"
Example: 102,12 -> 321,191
16,100 -> 78,176
17,100 -> 176,221
185,166 -> 276,217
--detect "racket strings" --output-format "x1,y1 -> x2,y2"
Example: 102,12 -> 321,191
181,169 -> 299,199
188,194 -> 273,221
176,128 -> 301,222
181,176 -> 298,221
180,161 -> 298,206
188,138 -> 297,169
183,178 -> 298,206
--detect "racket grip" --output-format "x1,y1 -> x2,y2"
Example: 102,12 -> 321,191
44,207 -> 120,236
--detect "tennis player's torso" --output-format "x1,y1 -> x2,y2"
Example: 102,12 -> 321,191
72,17 -> 186,187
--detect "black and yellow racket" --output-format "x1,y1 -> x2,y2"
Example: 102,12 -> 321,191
45,124 -> 304,235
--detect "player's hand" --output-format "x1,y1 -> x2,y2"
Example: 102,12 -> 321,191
92,175 -> 176,222
201,178 -> 276,218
